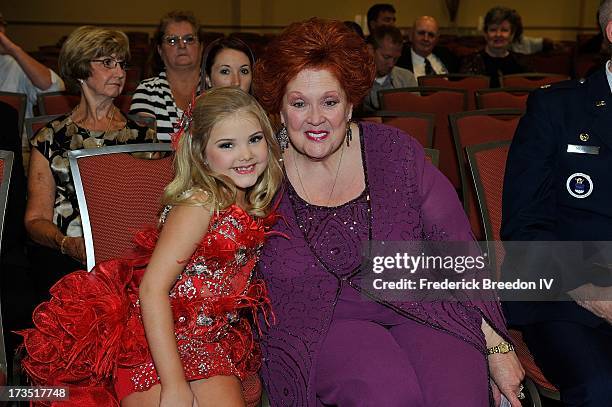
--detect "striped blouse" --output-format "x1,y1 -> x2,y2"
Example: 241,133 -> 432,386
129,71 -> 182,141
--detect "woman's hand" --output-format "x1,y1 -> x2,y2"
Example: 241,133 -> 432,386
160,382 -> 194,407
63,236 -> 87,264
482,319 -> 525,407
488,351 -> 525,407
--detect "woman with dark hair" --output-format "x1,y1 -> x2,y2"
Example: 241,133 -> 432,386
460,6 -> 530,87
129,10 -> 203,140
253,17 -> 524,407
201,37 -> 255,93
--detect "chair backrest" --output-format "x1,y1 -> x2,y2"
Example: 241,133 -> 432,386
69,144 -> 174,271
501,73 -> 569,89
0,150 -> 13,387
466,140 -> 561,398
379,87 -> 468,188
114,93 -> 133,114
475,88 -> 531,110
370,111 -> 435,148
424,148 -> 439,168
449,109 -> 522,239
37,91 -> 80,115
0,92 -> 27,134
38,91 -> 134,116
25,115 -> 61,142
418,74 -> 490,110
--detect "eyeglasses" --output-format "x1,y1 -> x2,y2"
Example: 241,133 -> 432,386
416,30 -> 437,38
91,58 -> 128,70
163,34 -> 197,46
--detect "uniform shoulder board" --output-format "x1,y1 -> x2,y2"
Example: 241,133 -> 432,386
538,77 -> 579,92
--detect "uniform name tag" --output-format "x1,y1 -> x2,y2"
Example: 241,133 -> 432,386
567,144 -> 600,155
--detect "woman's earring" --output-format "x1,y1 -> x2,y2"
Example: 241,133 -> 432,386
346,121 -> 353,147
276,125 -> 289,152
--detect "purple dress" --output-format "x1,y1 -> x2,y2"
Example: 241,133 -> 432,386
258,122 -> 509,406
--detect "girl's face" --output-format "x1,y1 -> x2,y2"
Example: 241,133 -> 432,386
204,111 -> 268,193
207,48 -> 252,92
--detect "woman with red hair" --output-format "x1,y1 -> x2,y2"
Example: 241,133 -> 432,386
254,18 -> 524,406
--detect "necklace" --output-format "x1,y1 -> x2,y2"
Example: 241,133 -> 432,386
72,105 -> 117,135
292,140 -> 346,206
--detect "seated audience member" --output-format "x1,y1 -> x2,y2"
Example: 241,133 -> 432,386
510,13 -> 552,55
201,37 -> 254,93
0,12 -> 65,155
397,16 -> 459,76
460,6 -> 530,87
0,100 -> 33,384
25,26 -> 157,298
366,3 -> 396,34
253,17 -> 524,407
343,21 -> 365,40
501,1 -> 612,405
129,10 -> 203,141
362,25 -> 417,112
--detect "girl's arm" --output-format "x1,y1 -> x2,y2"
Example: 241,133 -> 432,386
139,203 -> 211,406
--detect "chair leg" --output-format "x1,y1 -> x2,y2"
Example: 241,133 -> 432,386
525,377 -> 542,407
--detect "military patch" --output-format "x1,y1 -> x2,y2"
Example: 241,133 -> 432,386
566,173 -> 593,198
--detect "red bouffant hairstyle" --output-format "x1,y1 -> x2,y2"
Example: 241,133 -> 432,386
253,18 -> 375,114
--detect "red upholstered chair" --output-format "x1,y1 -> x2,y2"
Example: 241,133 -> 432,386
0,92 -> 27,134
418,74 -> 490,110
38,91 -> 133,116
114,94 -> 133,114
369,111 -> 434,148
0,150 -> 14,387
500,73 -> 569,89
25,115 -> 61,142
379,87 -> 468,188
68,144 -> 263,406
424,148 -> 439,168
37,91 -> 80,115
449,109 -> 522,240
466,141 -> 560,407
475,88 -> 531,110
68,143 -> 174,270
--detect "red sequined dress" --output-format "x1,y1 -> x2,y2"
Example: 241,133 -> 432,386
18,204 -> 273,406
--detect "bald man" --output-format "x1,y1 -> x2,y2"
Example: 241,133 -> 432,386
397,16 -> 459,77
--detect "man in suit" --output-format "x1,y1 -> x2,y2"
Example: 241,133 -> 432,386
501,1 -> 612,404
396,16 -> 459,77
362,25 -> 417,112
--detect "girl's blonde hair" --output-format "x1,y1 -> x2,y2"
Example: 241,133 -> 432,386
163,87 -> 283,218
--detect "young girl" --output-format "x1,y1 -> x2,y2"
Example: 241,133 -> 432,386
18,87 -> 283,407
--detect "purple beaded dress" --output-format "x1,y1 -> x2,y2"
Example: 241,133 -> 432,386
258,122 -> 509,406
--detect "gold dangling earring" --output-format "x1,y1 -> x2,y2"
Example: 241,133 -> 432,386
346,121 -> 353,147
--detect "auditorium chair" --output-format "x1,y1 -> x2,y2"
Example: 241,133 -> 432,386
418,74 -> 490,110
466,141 -> 561,407
0,150 -> 14,388
368,111 -> 435,148
475,88 -> 531,110
0,92 -> 27,134
500,73 -> 569,89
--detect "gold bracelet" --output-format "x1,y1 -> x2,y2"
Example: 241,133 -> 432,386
60,235 -> 70,255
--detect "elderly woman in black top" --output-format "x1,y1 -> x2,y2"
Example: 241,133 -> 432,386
460,6 -> 530,87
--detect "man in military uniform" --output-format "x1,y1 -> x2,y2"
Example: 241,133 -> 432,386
501,1 -> 612,405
